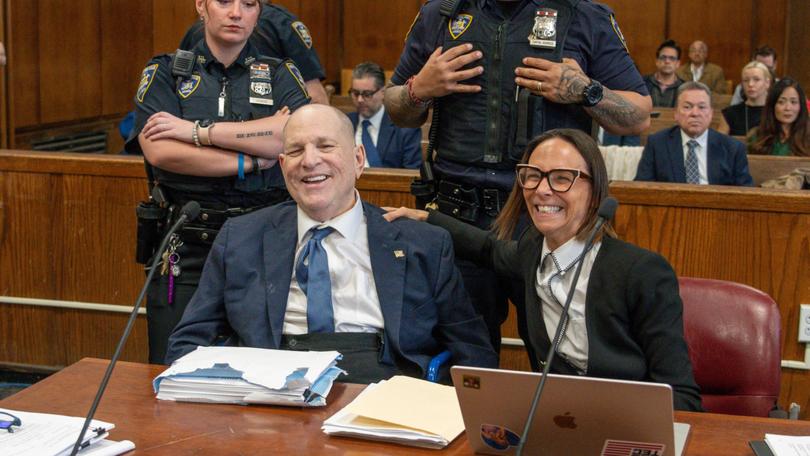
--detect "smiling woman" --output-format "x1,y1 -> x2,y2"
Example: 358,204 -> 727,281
124,0 -> 311,364
385,128 -> 702,411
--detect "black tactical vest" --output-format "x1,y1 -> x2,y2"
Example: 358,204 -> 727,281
436,0 -> 588,169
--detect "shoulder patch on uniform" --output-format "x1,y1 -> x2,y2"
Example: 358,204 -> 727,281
448,14 -> 473,40
610,14 -> 629,53
136,64 -> 159,103
285,62 -> 309,97
291,21 -> 313,49
405,11 -> 421,42
177,74 -> 201,99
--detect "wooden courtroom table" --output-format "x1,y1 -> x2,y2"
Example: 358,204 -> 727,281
2,359 -> 810,455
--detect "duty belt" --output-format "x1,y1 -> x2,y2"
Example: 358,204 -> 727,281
175,203 -> 275,245
435,179 -> 509,223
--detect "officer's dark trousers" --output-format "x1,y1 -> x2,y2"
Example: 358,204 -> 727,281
456,213 -> 538,370
146,240 -> 207,364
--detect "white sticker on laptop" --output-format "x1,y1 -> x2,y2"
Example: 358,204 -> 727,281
601,439 -> 665,456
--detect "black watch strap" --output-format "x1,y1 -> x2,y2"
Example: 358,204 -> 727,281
251,155 -> 260,174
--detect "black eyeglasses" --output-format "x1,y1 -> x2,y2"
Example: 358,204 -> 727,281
348,88 -> 382,99
515,165 -> 591,193
0,411 -> 21,433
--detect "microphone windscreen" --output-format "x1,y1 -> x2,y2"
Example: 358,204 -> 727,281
598,197 -> 618,220
180,201 -> 201,220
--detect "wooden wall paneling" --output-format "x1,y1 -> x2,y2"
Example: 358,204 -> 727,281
290,0 -> 343,85
602,0 -> 667,76
152,0 -> 197,56
9,0 -> 39,129
100,0 -> 154,116
752,0 -> 787,78
786,0 -> 810,89
667,0 -> 754,87
38,0 -> 102,124
342,0 -> 424,71
0,0 -> 6,148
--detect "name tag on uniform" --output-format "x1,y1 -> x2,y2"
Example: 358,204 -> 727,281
249,63 -> 274,106
529,8 -> 557,49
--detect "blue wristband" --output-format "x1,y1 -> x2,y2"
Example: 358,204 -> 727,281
237,153 -> 245,180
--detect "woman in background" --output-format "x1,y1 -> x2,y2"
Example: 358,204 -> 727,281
719,61 -> 771,136
748,78 -> 810,156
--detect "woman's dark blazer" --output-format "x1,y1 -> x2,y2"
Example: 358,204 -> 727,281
427,210 -> 703,411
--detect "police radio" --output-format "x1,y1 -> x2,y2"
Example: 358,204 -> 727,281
171,49 -> 195,79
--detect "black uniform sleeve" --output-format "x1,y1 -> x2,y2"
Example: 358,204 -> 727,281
391,1 -> 444,86
125,56 -> 181,155
258,5 -> 325,81
272,60 -> 312,111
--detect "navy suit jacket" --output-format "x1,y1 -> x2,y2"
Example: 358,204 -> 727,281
635,126 -> 753,186
166,201 -> 497,378
348,110 -> 422,169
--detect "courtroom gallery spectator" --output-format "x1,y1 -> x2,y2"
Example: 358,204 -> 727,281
635,82 -> 753,186
748,78 -> 810,157
718,61 -> 771,136
731,46 -> 777,106
346,62 -> 422,169
643,40 -> 684,108
676,41 -> 727,95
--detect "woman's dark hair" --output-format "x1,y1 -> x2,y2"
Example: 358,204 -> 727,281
492,128 -> 616,241
750,78 -> 810,156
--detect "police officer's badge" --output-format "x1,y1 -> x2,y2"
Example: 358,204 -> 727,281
249,62 -> 274,106
449,14 -> 473,40
529,9 -> 557,49
291,21 -> 313,49
177,74 -> 201,99
285,62 -> 309,98
136,64 -> 159,103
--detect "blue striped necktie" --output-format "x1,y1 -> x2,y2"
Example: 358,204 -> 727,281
295,226 -> 335,333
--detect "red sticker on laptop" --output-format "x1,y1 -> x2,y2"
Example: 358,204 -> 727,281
601,439 -> 665,456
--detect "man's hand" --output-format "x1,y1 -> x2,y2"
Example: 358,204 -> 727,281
141,112 -> 195,143
515,57 -> 591,104
411,44 -> 484,100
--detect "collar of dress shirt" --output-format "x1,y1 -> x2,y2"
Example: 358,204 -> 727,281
296,190 -> 364,245
680,128 -> 709,151
360,105 -> 385,133
541,235 -> 591,274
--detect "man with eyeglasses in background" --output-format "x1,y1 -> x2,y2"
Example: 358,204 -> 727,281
346,62 -> 422,169
643,40 -> 684,108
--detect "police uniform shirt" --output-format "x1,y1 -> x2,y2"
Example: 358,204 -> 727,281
284,192 -> 385,334
536,237 -> 601,373
126,40 -> 310,198
680,128 -> 709,185
354,106 -> 386,168
178,4 -> 325,82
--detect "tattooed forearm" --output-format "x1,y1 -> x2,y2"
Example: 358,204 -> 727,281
236,131 -> 274,139
555,66 -> 588,104
383,84 -> 429,128
587,89 -> 648,130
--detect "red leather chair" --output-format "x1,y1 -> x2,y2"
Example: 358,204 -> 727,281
679,277 -> 781,417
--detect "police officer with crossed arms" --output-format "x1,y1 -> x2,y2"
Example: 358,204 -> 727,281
384,0 -> 652,361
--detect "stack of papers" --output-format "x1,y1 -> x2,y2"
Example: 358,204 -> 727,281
0,408 -> 134,456
763,434 -> 810,455
153,346 -> 343,407
322,375 -> 465,449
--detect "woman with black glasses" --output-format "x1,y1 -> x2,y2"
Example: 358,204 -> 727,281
386,128 -> 702,411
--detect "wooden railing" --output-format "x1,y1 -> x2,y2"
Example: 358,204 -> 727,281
1,150 -> 810,415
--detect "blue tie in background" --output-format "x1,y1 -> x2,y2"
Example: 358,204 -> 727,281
685,139 -> 701,184
362,119 -> 382,167
295,226 -> 335,333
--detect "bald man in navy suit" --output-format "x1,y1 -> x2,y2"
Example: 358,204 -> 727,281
167,105 -> 495,383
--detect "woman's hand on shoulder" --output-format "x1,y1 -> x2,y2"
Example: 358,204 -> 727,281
142,112 -> 195,143
382,206 -> 429,222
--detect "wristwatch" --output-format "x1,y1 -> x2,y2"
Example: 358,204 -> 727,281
580,80 -> 603,107
198,119 -> 215,146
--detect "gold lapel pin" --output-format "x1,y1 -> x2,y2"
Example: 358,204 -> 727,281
394,250 -> 405,258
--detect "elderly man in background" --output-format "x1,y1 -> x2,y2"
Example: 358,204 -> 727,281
676,40 -> 727,95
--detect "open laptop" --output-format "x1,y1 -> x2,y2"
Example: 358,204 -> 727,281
451,366 -> 690,456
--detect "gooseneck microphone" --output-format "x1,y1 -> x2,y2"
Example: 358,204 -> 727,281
515,197 -> 618,456
70,201 -> 200,456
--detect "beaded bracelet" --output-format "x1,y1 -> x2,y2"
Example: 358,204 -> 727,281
405,76 -> 432,108
192,120 -> 201,147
